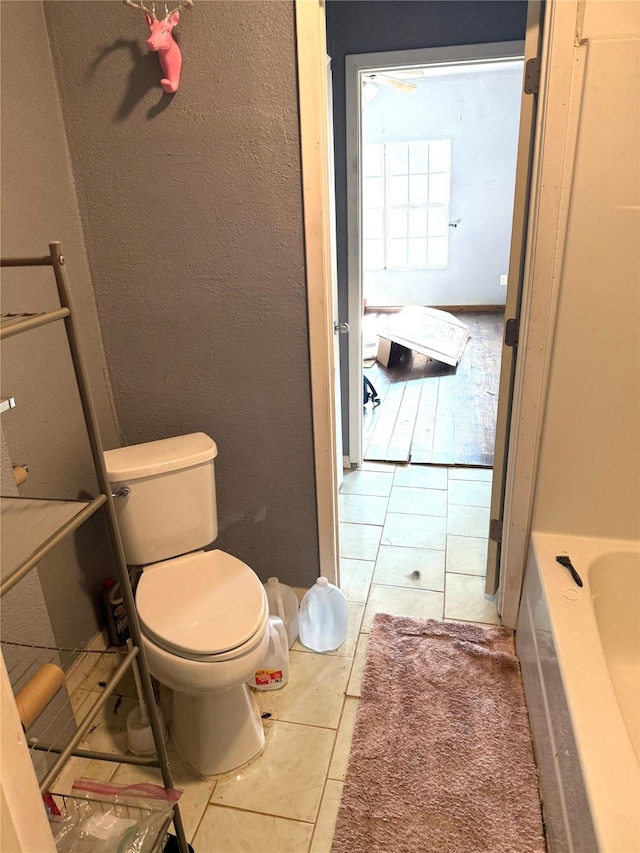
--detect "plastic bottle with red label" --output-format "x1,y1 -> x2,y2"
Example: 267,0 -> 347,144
247,616 -> 289,691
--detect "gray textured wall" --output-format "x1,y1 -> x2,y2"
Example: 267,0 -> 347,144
0,427 -> 57,657
362,64 -> 522,306
43,1 -> 320,587
1,1 -> 121,649
326,0 -> 528,451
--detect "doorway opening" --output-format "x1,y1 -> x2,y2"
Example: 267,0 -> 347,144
297,0 -> 543,623
357,58 -> 524,467
333,40 -> 530,625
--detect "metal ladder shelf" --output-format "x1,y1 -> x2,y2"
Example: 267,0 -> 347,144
0,242 -> 189,853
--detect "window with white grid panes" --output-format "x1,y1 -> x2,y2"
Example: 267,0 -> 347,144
362,140 -> 451,270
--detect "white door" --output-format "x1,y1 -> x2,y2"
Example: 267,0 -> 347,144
327,55 -> 345,490
485,2 -> 542,595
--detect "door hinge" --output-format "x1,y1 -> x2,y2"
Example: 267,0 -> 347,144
489,519 -> 503,544
524,57 -> 541,95
504,318 -> 519,347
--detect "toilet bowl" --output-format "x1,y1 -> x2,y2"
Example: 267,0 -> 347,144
104,434 -> 271,778
135,549 -> 270,777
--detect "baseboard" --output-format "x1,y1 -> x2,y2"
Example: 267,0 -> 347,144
342,455 -> 352,470
365,305 -> 505,314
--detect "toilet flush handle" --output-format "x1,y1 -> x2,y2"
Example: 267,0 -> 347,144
111,486 -> 131,498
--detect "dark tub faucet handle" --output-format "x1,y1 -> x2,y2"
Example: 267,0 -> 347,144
555,555 -> 583,588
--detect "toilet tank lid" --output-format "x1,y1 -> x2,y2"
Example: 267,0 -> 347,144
104,433 -> 218,480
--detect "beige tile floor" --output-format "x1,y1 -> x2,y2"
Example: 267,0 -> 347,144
56,463 -> 498,852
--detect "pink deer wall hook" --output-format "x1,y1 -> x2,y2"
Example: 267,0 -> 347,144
123,0 -> 193,93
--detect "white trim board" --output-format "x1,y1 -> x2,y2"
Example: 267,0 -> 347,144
345,42 -> 525,467
499,0 -> 585,625
1,656 -> 56,852
295,0 -> 339,585
486,3 -> 542,599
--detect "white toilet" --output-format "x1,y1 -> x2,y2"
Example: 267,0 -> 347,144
104,433 -> 270,778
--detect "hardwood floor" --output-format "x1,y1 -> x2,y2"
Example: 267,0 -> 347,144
362,311 -> 504,467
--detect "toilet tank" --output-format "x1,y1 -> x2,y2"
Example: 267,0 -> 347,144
104,433 -> 218,566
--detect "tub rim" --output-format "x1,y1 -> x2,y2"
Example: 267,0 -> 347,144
529,530 -> 639,853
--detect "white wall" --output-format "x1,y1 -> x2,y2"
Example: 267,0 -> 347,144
363,63 -> 522,307
532,7 -> 639,540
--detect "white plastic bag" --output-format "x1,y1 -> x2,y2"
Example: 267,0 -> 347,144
51,780 -> 181,853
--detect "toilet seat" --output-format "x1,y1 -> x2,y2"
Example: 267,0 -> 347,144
136,550 -> 268,661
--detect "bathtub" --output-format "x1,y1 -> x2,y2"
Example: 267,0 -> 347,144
517,532 -> 640,852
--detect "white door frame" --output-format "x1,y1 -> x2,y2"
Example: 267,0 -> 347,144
296,0 -> 577,627
345,41 -> 525,467
1,655 -> 56,852
486,3 -> 542,598
498,0 -> 582,625
295,0 -> 339,585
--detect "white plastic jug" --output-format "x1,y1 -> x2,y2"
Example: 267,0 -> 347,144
298,577 -> 348,652
264,577 -> 299,649
247,616 -> 289,691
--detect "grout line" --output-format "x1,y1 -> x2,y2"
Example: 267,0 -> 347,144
254,716 -> 343,734
367,580 -> 445,595
446,571 -> 489,580
383,510 -> 448,519
202,799 -> 316,825
189,801 -> 210,846
307,694 -> 349,851
291,645 -> 357,659
375,542 -> 446,552
443,567 -> 448,619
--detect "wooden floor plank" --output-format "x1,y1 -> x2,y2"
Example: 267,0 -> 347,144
365,350 -> 412,460
362,341 -> 399,456
453,330 -> 478,465
430,375 -> 456,464
460,313 -> 503,465
386,354 -> 428,462
409,377 -> 439,463
362,365 -> 391,455
366,381 -> 406,460
476,313 -> 503,462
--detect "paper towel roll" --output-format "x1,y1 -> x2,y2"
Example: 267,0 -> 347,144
14,663 -> 65,731
12,465 -> 29,486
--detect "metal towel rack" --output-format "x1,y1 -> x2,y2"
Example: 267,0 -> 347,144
0,242 -> 189,853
